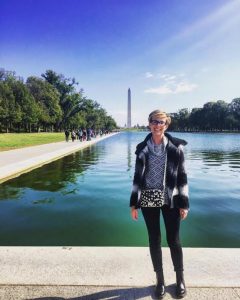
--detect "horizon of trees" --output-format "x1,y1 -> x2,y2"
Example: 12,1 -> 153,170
168,99 -> 240,131
0,68 -> 117,133
132,99 -> 240,132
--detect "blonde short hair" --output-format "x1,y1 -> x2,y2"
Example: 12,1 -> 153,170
148,109 -> 171,125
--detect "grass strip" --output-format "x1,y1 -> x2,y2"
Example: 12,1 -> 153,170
0,133 -> 65,151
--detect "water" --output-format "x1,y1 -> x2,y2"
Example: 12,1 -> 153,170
0,132 -> 239,247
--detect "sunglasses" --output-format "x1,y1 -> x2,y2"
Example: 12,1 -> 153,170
150,120 -> 166,126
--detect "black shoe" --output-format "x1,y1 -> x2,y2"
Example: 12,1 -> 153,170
155,270 -> 165,299
176,271 -> 186,298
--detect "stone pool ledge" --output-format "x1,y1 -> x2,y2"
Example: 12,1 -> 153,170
0,133 -> 118,183
0,247 -> 239,299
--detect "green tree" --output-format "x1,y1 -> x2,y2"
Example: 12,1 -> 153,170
228,98 -> 240,130
41,70 -> 84,128
212,100 -> 228,131
188,108 -> 203,131
0,81 -> 22,132
26,76 -> 62,131
10,79 -> 39,132
201,101 -> 229,131
104,115 -> 117,131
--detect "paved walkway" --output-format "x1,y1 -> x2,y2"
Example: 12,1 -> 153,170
1,285 -> 239,300
0,133 -> 118,183
0,247 -> 239,299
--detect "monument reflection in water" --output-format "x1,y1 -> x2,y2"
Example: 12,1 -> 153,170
0,132 -> 239,247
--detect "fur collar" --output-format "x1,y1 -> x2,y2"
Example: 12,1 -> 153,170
135,132 -> 187,155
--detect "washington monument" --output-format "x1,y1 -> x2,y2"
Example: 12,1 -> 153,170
127,88 -> 131,128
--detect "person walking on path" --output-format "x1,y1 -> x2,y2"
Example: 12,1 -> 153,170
82,129 -> 87,141
87,128 -> 92,141
71,130 -> 76,142
78,129 -> 83,142
64,129 -> 70,142
130,110 -> 189,299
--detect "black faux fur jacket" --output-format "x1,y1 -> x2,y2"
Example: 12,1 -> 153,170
130,132 -> 189,209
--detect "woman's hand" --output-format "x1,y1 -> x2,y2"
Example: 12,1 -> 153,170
131,207 -> 138,220
179,208 -> 188,220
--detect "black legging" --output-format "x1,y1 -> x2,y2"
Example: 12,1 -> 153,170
141,205 -> 183,272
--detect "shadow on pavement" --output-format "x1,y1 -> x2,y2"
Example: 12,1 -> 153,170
26,284 -> 178,300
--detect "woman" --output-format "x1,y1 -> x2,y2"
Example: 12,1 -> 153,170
130,110 -> 189,299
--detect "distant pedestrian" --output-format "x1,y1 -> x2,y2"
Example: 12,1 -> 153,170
71,130 -> 76,142
87,128 -> 91,141
82,129 -> 87,141
64,129 -> 70,142
79,129 -> 83,142
130,109 -> 189,299
75,130 -> 79,140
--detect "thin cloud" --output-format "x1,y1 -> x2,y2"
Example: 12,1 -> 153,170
158,73 -> 180,81
144,72 -> 197,94
145,85 -> 172,95
145,71 -> 179,81
145,72 -> 154,78
144,81 -> 198,95
158,73 -> 169,79
175,82 -> 198,93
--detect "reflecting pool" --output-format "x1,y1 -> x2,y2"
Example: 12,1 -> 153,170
0,132 -> 239,247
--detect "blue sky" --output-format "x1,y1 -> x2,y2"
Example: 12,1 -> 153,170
1,0 -> 240,126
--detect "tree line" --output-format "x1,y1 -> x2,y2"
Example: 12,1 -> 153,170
0,68 -> 117,133
132,99 -> 240,132
168,99 -> 240,132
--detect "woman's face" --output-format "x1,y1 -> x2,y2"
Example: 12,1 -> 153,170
149,117 -> 168,136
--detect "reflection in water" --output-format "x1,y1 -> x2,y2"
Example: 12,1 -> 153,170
33,198 -> 54,205
189,151 -> 240,170
0,186 -> 22,201
127,132 -> 132,172
0,144 -> 101,199
0,132 -> 239,247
